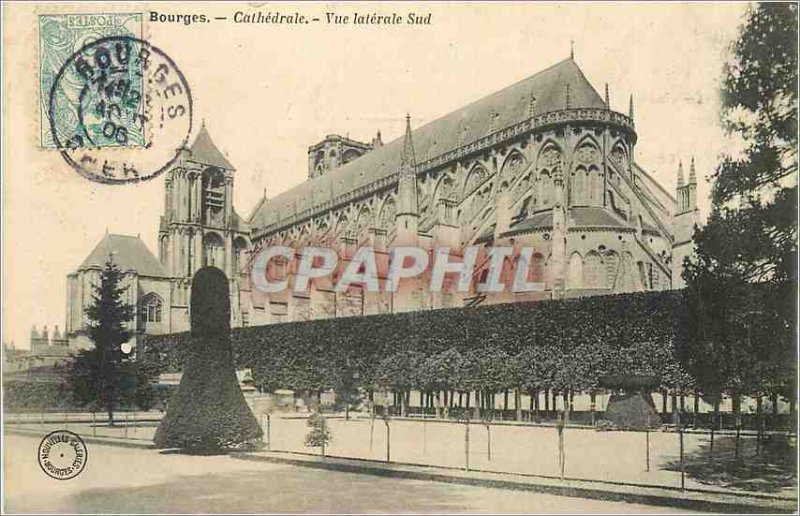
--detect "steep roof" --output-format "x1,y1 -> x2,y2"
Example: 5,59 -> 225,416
250,58 -> 606,230
77,234 -> 169,278
190,125 -> 235,170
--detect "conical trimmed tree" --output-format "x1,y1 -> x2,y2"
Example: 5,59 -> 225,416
154,266 -> 262,451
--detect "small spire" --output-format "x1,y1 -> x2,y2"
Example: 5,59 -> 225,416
565,83 -> 571,109
400,114 -> 416,175
605,83 -> 610,110
263,187 -> 267,199
30,325 -> 39,339
677,160 -> 685,188
528,91 -> 537,118
689,156 -> 697,184
629,94 -> 634,119
570,40 -> 574,60
201,118 -> 206,129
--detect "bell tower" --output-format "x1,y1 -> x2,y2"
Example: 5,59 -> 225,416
158,123 -> 252,323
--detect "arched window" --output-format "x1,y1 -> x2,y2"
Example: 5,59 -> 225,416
567,252 -> 583,289
537,145 -> 562,209
140,293 -> 163,323
233,237 -> 249,275
584,252 -> 601,288
574,143 -> 601,206
203,232 -> 225,267
202,168 -> 226,226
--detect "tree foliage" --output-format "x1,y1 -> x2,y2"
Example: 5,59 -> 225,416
680,3 -> 797,403
66,258 -> 135,423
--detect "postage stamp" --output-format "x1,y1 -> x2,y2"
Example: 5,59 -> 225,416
39,13 -> 144,149
47,35 -> 193,184
37,430 -> 88,481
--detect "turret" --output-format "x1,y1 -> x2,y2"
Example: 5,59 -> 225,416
550,159 -> 568,297
672,158 -> 701,288
629,94 -> 635,120
395,114 -> 419,246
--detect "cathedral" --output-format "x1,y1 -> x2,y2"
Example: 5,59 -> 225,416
63,56 -> 700,350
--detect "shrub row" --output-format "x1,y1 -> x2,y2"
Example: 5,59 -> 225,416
144,290 -> 690,396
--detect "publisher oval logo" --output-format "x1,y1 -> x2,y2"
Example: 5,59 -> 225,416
37,430 -> 88,480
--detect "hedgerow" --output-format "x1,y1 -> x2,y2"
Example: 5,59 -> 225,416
144,290 -> 689,398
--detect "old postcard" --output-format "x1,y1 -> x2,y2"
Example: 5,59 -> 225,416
2,1 -> 797,514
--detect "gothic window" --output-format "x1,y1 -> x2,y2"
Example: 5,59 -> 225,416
502,153 -> 526,183
583,252 -> 601,289
604,251 -> 620,289
539,171 -> 552,206
140,293 -> 163,323
233,237 -> 249,275
202,168 -> 226,226
463,165 -> 487,197
574,143 -> 601,206
537,145 -> 562,209
203,232 -> 225,268
610,142 -> 628,172
342,148 -> 362,164
567,252 -> 583,289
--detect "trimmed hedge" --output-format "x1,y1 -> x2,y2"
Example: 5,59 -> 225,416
153,267 -> 263,450
144,290 -> 690,395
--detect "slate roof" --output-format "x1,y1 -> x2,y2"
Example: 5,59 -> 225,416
250,57 -> 606,230
570,207 -> 627,228
76,234 -> 170,278
190,125 -> 235,170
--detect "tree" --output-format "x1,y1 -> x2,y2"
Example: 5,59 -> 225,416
67,257 -> 135,425
153,267 -> 262,451
304,411 -> 332,456
679,3 -> 797,407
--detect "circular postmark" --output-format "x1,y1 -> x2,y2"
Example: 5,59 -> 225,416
48,36 -> 193,184
37,430 -> 88,480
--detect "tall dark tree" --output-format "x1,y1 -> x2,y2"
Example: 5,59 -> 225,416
679,3 -> 798,406
67,257 -> 136,425
154,266 -> 262,451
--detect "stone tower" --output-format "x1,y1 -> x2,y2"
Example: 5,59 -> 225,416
307,134 -> 374,179
672,158 -> 700,288
158,123 -> 251,325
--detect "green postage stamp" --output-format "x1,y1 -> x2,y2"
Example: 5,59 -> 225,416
38,13 -> 144,149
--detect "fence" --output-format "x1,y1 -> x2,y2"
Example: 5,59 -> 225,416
264,412 -> 797,497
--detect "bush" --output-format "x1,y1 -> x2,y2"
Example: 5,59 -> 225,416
304,411 -> 332,455
153,267 -> 263,451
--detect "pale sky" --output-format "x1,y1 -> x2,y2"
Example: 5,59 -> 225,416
3,2 -> 749,349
